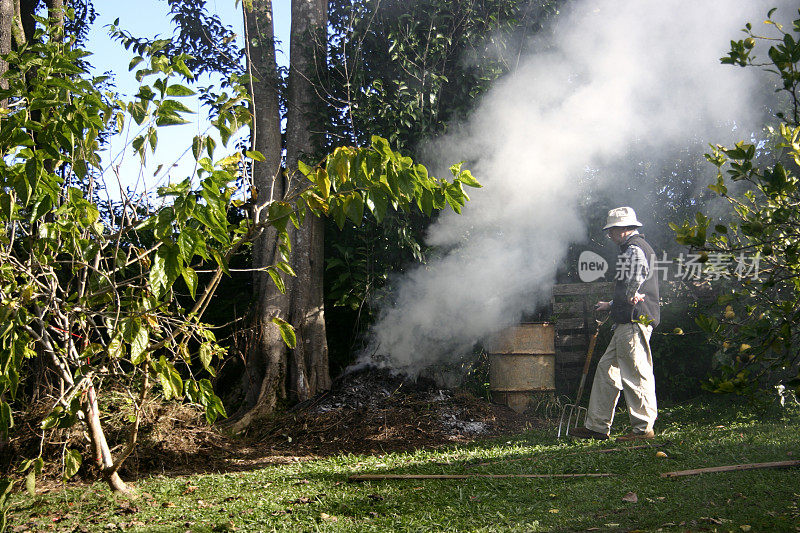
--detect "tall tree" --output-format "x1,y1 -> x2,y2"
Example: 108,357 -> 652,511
234,0 -> 331,428
235,0 -> 287,427
283,0 -> 331,403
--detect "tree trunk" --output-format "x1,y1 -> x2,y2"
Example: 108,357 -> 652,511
232,0 -> 330,430
82,384 -> 129,493
284,0 -> 331,402
231,0 -> 292,429
0,0 -> 12,98
44,0 -> 62,28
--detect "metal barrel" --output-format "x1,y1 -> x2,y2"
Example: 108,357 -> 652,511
486,322 -> 556,413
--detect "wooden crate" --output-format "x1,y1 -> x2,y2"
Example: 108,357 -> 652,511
551,282 -> 613,396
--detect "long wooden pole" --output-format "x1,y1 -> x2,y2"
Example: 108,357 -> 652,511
661,460 -> 800,478
348,473 -> 612,482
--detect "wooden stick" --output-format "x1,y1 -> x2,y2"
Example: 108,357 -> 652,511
348,473 -> 612,482
661,460 -> 800,478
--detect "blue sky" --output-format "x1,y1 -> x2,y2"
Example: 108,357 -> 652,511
86,0 -> 290,197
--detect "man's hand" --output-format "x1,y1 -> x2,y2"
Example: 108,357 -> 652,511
595,301 -> 611,312
630,292 -> 645,305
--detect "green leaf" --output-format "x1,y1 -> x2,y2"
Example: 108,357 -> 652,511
268,201 -> 293,232
457,169 -> 481,188
155,112 -> 190,126
178,227 -> 204,260
25,468 -> 36,496
198,342 -> 214,375
0,477 -> 14,508
192,135 -> 204,160
149,252 -> 167,297
275,261 -> 296,277
245,150 -> 265,162
420,189 -> 434,216
344,193 -> 364,225
332,198 -> 347,230
63,449 -> 81,480
182,266 -> 198,299
444,183 -> 465,214
297,160 -> 313,177
159,98 -> 194,115
0,192 -> 14,220
267,267 -> 286,293
315,168 -> 331,199
165,84 -> 195,96
217,153 -> 242,168
41,413 -> 59,430
128,56 -> 144,71
173,57 -> 194,79
130,96 -> 150,123
271,316 -> 296,348
130,324 -> 149,365
108,335 -> 125,359
157,356 -> 184,400
163,245 -> 182,287
199,379 -> 226,423
0,401 -> 12,433
132,135 -> 146,158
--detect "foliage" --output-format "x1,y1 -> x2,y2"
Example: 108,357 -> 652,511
327,0 -> 562,151
0,13 -> 478,491
62,0 -> 98,47
671,8 -> 800,396
6,397 -> 800,531
108,0 -> 242,80
650,286 -> 716,401
0,16 -> 248,489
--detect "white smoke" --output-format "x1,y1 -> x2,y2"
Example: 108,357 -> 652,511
361,0 -> 790,375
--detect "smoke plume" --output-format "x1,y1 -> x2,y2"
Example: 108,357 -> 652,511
361,0 -> 791,375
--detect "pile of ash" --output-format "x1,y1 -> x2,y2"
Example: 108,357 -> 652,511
306,366 -> 448,412
254,366 -> 542,456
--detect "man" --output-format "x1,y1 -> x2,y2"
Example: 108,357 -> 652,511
570,207 -> 660,441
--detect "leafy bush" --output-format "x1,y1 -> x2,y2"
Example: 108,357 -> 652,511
671,8 -> 800,397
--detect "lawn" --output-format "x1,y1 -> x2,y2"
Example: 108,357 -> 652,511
7,395 -> 800,532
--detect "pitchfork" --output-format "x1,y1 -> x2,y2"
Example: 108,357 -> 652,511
557,312 -> 608,438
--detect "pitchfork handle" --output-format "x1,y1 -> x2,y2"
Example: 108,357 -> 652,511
572,317 -> 607,407
572,332 -> 597,406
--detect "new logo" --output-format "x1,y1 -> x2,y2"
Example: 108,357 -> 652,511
578,251 -> 608,282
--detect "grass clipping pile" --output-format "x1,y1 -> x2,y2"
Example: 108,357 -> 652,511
252,367 -> 544,456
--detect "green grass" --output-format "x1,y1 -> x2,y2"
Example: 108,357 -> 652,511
8,396 -> 800,532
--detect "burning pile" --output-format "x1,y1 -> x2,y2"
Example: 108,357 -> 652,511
253,366 -> 543,455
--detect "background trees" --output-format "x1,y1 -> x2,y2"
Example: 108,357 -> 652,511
672,8 -> 800,398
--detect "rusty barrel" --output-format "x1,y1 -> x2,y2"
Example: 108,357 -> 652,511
486,322 -> 555,413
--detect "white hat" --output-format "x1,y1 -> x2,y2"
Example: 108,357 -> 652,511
603,206 -> 642,230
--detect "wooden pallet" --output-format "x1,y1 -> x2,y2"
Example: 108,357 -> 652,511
551,282 -> 613,395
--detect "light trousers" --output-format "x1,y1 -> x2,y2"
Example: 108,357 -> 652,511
584,322 -> 657,435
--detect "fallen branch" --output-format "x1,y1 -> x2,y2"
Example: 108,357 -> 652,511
348,473 -> 612,482
467,442 -> 670,469
661,460 -> 800,478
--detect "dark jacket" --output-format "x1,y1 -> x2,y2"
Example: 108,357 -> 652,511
610,234 -> 660,327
